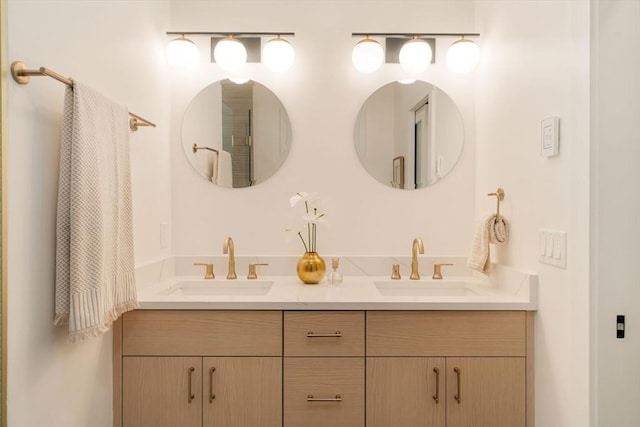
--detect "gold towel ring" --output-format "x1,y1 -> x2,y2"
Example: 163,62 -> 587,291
487,188 -> 505,219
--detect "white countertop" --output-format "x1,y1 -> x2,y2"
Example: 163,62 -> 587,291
136,267 -> 537,311
134,256 -> 537,311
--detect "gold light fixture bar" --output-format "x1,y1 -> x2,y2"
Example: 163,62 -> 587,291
352,32 -> 479,38
167,31 -> 295,37
10,61 -> 157,132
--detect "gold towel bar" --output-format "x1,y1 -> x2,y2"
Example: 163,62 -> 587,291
10,61 -> 156,132
192,143 -> 219,154
487,188 -> 505,219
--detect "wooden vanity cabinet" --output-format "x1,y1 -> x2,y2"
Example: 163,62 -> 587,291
366,311 -> 533,427
114,309 -> 533,427
115,310 -> 282,427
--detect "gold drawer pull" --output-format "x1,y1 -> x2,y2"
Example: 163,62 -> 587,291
454,367 -> 461,404
306,331 -> 343,338
307,394 -> 342,402
433,367 -> 440,404
187,367 -> 195,403
209,367 -> 216,402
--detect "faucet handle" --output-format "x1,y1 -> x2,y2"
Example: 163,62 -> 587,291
194,262 -> 215,279
391,264 -> 401,280
432,263 -> 453,280
247,263 -> 269,280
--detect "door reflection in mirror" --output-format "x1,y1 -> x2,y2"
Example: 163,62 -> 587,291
182,79 -> 292,188
355,81 -> 464,190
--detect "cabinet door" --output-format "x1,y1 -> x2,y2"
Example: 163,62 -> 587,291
446,357 -> 525,427
203,357 -> 282,427
123,357 -> 202,427
367,357 -> 445,427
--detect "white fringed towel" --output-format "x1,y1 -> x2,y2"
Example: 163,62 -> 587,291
467,214 -> 510,275
54,81 -> 139,343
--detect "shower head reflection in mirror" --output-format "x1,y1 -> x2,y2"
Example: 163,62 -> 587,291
354,80 -> 464,190
182,79 -> 292,188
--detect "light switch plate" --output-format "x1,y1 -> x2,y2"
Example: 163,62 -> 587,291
538,229 -> 567,268
541,117 -> 560,157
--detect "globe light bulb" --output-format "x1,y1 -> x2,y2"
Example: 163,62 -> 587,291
263,36 -> 295,72
166,35 -> 200,71
214,36 -> 247,72
352,37 -> 384,73
446,37 -> 480,73
399,37 -> 432,73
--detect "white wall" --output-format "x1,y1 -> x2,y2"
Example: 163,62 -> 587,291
6,1 -> 171,426
169,0 -> 477,257
591,1 -> 640,425
475,1 -> 591,426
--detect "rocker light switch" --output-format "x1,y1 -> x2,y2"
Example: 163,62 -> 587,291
538,229 -> 567,268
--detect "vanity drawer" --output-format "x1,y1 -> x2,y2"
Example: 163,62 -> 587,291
367,311 -> 526,357
284,311 -> 365,357
122,310 -> 282,356
284,357 -> 364,427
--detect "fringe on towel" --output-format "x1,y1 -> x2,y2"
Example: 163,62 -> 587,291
55,272 -> 139,343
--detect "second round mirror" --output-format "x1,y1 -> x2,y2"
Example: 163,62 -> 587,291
355,80 -> 464,190
182,79 -> 292,188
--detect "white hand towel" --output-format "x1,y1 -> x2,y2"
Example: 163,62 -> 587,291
210,150 -> 219,183
216,150 -> 233,188
54,81 -> 138,343
467,214 -> 510,275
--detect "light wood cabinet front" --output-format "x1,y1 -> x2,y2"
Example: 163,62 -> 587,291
367,357 -> 445,427
284,311 -> 364,357
115,309 -> 532,427
446,357 -> 526,427
367,311 -> 526,357
284,357 -> 364,427
122,310 -> 281,356
123,357 -> 202,427
203,357 -> 282,427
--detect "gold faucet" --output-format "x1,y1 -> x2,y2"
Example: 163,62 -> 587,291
410,237 -> 424,280
222,237 -> 237,279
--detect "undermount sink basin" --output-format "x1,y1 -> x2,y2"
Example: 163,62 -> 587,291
164,280 -> 274,296
374,280 -> 479,297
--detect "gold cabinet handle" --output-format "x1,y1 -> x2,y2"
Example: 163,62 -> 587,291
209,367 -> 216,402
187,367 -> 195,403
307,394 -> 342,402
306,331 -> 342,338
454,367 -> 461,404
433,367 -> 440,404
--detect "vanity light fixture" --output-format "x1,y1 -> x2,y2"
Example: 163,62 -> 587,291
351,32 -> 480,74
166,32 -> 295,72
446,36 -> 480,73
166,34 -> 200,71
351,36 -> 384,73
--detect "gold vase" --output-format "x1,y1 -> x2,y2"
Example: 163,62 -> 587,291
296,252 -> 326,284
